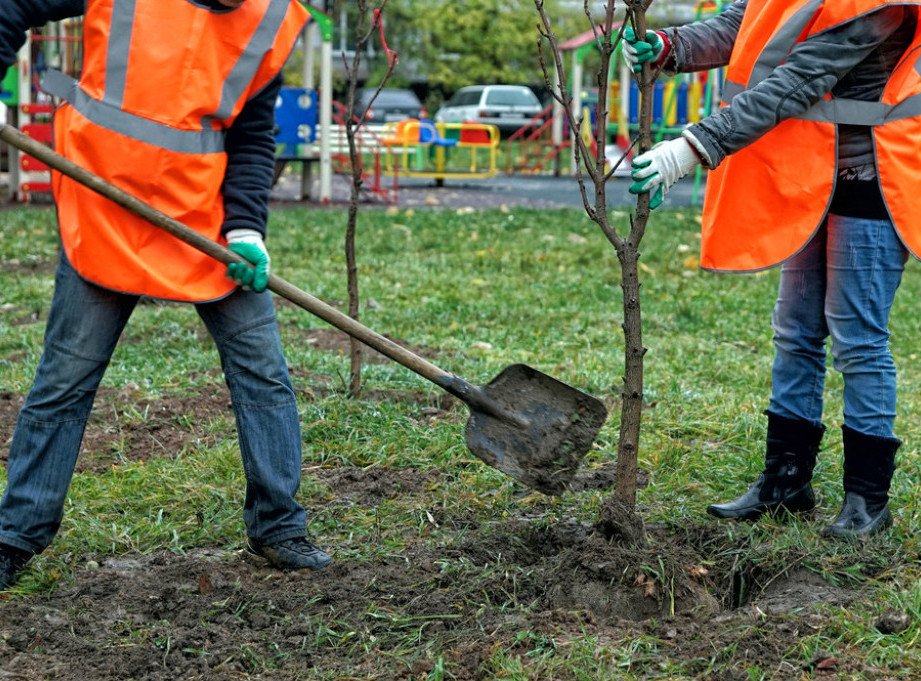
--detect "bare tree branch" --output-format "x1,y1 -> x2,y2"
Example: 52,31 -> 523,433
534,1 -> 600,222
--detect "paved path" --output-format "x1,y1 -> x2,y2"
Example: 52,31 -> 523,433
270,169 -> 707,211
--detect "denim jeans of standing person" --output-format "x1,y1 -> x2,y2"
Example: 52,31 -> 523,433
0,253 -> 307,555
768,213 -> 907,438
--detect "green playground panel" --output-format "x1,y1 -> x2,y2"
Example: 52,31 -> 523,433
1,66 -> 18,106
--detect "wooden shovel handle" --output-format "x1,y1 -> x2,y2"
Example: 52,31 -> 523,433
0,123 -> 487,405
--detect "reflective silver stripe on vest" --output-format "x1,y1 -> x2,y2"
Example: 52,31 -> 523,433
103,0 -> 135,108
799,92 -> 921,125
207,0 -> 291,123
749,0 -> 825,86
42,69 -> 226,154
721,78 -> 921,127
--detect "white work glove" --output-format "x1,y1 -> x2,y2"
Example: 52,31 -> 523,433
225,228 -> 270,293
623,27 -> 668,74
629,136 -> 702,210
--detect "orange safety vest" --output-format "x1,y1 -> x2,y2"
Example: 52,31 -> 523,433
47,0 -> 310,301
700,0 -> 921,272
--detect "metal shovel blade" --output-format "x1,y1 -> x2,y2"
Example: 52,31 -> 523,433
464,364 -> 608,495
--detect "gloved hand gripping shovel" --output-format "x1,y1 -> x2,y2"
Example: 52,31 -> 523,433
0,123 -> 607,495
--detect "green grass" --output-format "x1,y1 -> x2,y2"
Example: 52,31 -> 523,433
3,202 -> 921,678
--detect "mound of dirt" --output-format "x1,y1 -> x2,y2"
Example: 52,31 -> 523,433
0,503 -> 863,681
0,366 -> 871,680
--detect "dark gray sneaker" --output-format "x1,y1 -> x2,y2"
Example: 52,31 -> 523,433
245,537 -> 331,571
0,543 -> 32,590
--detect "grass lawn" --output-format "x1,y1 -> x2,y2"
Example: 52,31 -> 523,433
1,201 -> 921,679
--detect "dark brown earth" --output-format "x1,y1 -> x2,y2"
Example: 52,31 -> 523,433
0,327 -> 886,681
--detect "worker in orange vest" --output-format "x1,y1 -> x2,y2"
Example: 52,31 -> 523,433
0,0 -> 331,591
625,0 -> 920,538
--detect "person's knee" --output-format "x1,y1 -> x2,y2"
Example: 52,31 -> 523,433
220,321 -> 293,399
23,345 -> 108,420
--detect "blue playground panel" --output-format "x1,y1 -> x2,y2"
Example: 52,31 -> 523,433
274,86 -> 317,159
628,80 -> 690,126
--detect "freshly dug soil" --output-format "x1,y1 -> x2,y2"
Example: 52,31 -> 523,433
0,329 -> 876,680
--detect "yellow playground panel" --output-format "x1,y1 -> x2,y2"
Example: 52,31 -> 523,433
381,119 -> 500,181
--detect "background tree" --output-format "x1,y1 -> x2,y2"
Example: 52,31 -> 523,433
340,1 -> 397,397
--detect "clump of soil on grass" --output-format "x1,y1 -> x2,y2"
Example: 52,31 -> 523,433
315,465 -> 442,505
0,384 -> 234,474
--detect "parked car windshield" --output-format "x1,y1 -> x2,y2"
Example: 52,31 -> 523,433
369,89 -> 419,107
355,88 -> 424,122
447,89 -> 482,106
484,89 -> 538,107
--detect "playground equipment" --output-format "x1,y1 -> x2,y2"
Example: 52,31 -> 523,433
381,119 -> 500,183
273,85 -> 319,198
0,19 -> 81,202
279,4 -> 335,204
290,113 -> 500,205
314,100 -> 401,204
505,101 -> 599,177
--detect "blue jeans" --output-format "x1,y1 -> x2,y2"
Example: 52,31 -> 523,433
768,214 -> 907,438
0,255 -> 307,554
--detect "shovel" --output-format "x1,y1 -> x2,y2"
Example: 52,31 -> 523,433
0,123 -> 608,495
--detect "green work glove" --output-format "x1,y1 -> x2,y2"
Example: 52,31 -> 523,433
225,228 -> 270,293
629,136 -> 702,210
623,26 -> 666,74
629,155 -> 666,210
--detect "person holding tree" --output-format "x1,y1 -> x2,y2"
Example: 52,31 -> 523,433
0,0 -> 332,591
624,0 -> 920,538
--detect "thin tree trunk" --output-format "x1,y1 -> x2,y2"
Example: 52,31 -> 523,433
345,175 -> 363,397
614,0 -> 653,508
342,1 -> 395,399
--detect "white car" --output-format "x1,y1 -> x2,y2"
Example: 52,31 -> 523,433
434,85 -> 543,134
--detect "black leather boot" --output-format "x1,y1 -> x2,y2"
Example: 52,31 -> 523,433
707,412 -> 825,521
822,426 -> 900,539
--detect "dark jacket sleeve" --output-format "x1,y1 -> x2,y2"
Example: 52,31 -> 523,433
0,0 -> 85,73
220,73 -> 282,239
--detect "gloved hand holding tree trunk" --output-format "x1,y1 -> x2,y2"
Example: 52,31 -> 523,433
629,134 -> 706,209
623,26 -> 670,73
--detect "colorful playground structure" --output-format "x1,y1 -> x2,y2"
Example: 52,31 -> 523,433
273,98 -> 502,204
1,1 -> 724,206
381,119 -> 500,183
